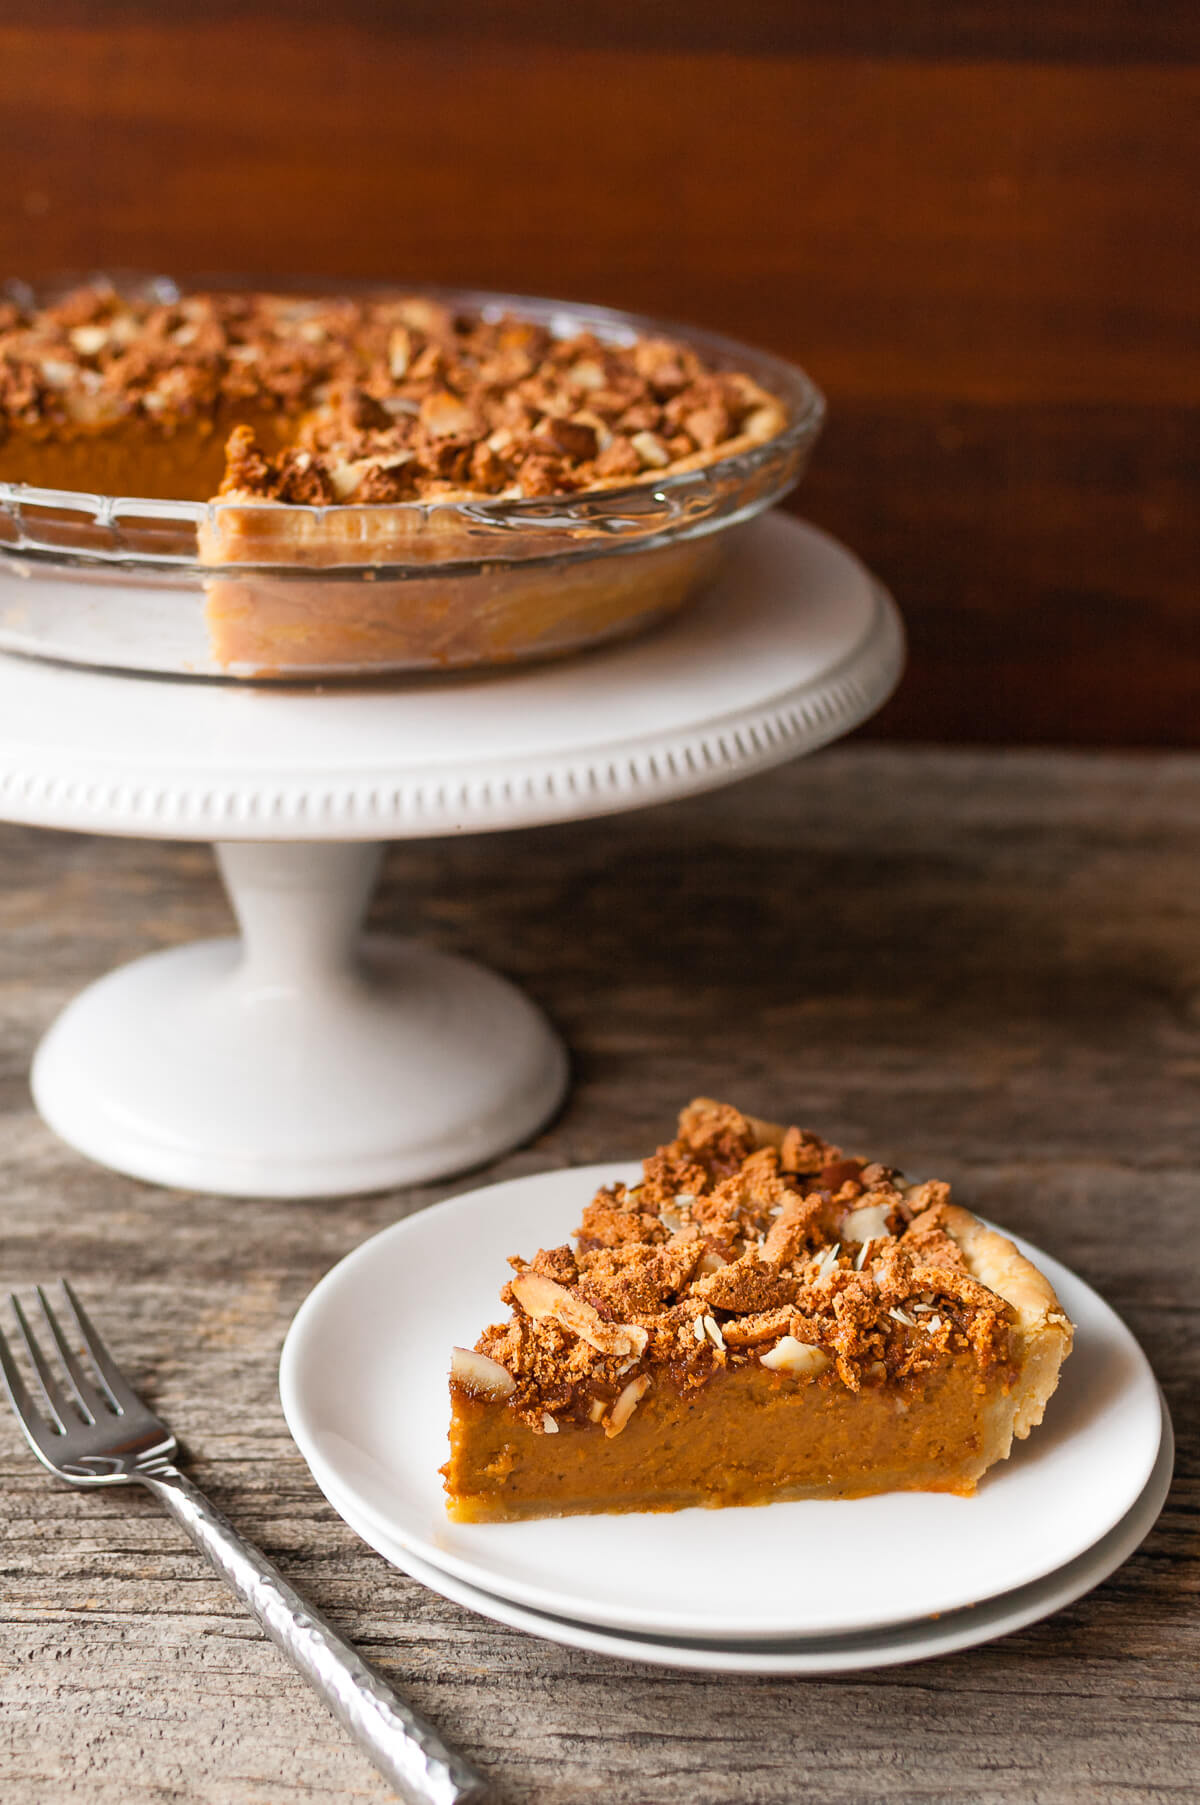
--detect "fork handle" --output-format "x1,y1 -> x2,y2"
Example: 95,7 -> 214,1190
139,1467 -> 490,1805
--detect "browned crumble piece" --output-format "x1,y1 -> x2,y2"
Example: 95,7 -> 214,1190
355,461 -> 419,502
694,1256 -> 798,1316
220,422 -> 273,496
779,1124 -> 838,1174
506,1244 -> 578,1286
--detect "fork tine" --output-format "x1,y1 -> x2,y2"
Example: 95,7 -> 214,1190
35,1287 -> 103,1423
0,1320 -> 49,1439
8,1296 -> 70,1432
58,1279 -> 137,1413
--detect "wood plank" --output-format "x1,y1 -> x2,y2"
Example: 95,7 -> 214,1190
16,1 -> 1200,64
0,750 -> 1198,1801
801,401 -> 1199,745
0,33 -> 1195,407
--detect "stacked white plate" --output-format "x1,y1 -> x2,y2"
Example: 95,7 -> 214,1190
280,1168 -> 1171,1674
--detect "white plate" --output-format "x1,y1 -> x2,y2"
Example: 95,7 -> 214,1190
311,1394 -> 1174,1674
280,1165 -> 1163,1641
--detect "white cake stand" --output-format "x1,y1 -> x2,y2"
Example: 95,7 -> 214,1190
0,515 -> 903,1198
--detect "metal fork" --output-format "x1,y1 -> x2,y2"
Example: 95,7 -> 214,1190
0,1281 -> 489,1805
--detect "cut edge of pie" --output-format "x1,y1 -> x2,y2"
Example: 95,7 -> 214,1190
441,1100 -> 1074,1523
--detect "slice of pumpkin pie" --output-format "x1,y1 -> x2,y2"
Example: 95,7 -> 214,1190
442,1099 -> 1073,1522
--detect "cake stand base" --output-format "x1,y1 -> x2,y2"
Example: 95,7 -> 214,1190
31,843 -> 568,1198
3,517 -> 904,1199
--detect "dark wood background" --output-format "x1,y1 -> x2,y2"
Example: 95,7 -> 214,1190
2,4 -> 1196,745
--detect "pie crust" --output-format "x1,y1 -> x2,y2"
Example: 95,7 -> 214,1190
442,1100 -> 1074,1521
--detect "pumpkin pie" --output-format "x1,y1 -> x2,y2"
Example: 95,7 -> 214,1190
442,1099 -> 1074,1522
0,283 -> 792,672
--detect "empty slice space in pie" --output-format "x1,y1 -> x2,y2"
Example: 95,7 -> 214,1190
442,1099 -> 1074,1521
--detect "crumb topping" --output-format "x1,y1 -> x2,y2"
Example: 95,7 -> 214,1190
0,282 -> 786,504
459,1099 -> 1015,1435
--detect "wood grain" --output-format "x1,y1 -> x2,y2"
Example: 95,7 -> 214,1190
17,1 -> 1200,64
1,747 -> 1198,1802
3,33 -> 1194,407
802,402 -> 1199,745
0,9 -> 1196,744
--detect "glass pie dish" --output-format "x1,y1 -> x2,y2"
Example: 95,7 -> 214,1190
0,278 -> 825,680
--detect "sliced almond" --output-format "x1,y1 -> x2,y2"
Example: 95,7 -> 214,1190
510,1271 -> 645,1358
327,459 -> 369,501
420,389 -> 475,438
760,1336 -> 829,1378
841,1202 -> 894,1246
568,358 -> 605,390
449,1346 -> 516,1401
701,1313 -> 726,1352
38,358 -> 77,389
388,326 -> 411,380
397,297 -> 447,333
744,403 -> 783,441
69,324 -> 109,356
811,1242 -> 841,1283
630,429 -> 670,469
604,1374 -> 650,1438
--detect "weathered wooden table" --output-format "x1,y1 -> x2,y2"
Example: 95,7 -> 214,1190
1,747 -> 1196,1804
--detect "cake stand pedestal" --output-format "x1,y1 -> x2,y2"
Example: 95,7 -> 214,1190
0,515 -> 903,1198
